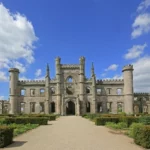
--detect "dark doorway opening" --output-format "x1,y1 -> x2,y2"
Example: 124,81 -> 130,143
86,102 -> 91,113
66,101 -> 75,115
51,102 -> 55,113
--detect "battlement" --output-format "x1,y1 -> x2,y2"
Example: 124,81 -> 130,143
19,80 -> 45,83
122,64 -> 134,72
96,79 -> 124,84
61,64 -> 80,69
9,68 -> 19,73
134,93 -> 149,96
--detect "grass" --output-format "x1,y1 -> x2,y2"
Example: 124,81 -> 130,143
105,122 -> 128,130
8,123 -> 39,136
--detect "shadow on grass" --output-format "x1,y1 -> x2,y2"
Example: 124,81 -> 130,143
6,141 -> 27,148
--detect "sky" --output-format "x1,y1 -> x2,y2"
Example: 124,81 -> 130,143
0,0 -> 150,100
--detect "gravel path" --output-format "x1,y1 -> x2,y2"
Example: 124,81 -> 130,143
3,116 -> 144,150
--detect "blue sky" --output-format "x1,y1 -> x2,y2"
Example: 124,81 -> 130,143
0,0 -> 150,100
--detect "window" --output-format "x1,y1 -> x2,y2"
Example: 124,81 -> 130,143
97,88 -> 102,95
51,87 -> 55,94
117,89 -> 122,95
40,89 -> 45,96
30,102 -> 35,112
51,102 -> 55,113
107,88 -> 111,94
143,105 -> 148,113
107,102 -> 112,112
40,102 -> 44,112
117,102 -> 123,113
21,89 -> 26,96
30,89 -> 35,96
20,102 -> 25,113
67,76 -> 73,82
66,86 -> 73,95
86,102 -> 91,113
86,87 -> 90,94
97,102 -> 102,113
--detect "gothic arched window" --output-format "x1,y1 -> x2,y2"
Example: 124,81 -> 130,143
67,76 -> 73,82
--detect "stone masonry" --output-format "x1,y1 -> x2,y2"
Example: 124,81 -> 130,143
6,57 -> 150,115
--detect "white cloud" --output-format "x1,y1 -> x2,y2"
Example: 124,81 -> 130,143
19,76 -> 30,80
133,56 -> 150,92
0,96 -> 5,100
101,73 -> 106,77
34,76 -> 45,80
113,74 -> 123,79
35,69 -> 42,77
137,0 -> 150,12
124,43 -> 147,59
105,64 -> 118,71
12,61 -> 26,73
0,3 -> 38,74
131,13 -> 150,39
0,71 -> 8,82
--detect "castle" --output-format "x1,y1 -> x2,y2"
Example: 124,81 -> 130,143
0,57 -> 150,115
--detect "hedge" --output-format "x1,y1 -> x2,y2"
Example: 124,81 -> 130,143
95,117 -> 120,125
0,126 -> 14,148
4,117 -> 48,125
20,114 -> 57,121
139,116 -> 150,125
119,116 -> 139,127
134,125 -> 150,148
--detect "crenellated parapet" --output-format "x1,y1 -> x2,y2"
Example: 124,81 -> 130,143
122,64 -> 133,72
134,93 -> 149,96
61,64 -> 80,69
18,80 -> 45,85
96,79 -> 124,84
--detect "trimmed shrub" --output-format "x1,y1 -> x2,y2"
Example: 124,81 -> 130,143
106,122 -> 128,129
139,116 -> 150,125
128,123 -> 144,138
20,114 -> 57,121
0,118 -> 6,125
95,117 -> 120,126
119,116 -> 139,127
134,125 -> 150,148
4,117 -> 48,125
0,126 -> 14,148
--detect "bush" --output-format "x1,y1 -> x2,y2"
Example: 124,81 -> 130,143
139,116 -> 150,125
4,117 -> 48,125
128,123 -> 144,138
134,125 -> 150,148
0,126 -> 14,148
119,116 -> 139,127
106,122 -> 128,129
95,117 -> 120,126
0,118 -> 6,125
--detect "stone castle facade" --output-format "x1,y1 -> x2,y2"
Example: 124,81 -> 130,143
1,57 -> 150,115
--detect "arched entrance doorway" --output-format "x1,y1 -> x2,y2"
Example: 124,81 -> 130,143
86,102 -> 91,113
51,102 -> 55,113
66,101 -> 75,115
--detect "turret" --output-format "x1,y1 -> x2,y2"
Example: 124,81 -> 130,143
79,57 -> 86,114
122,65 -> 134,114
55,57 -> 61,114
91,63 -> 96,98
45,64 -> 50,114
79,56 -> 85,75
9,68 -> 19,114
91,63 -> 96,113
79,56 -> 85,93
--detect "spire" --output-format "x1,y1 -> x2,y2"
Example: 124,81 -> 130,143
91,62 -> 95,77
46,63 -> 50,78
